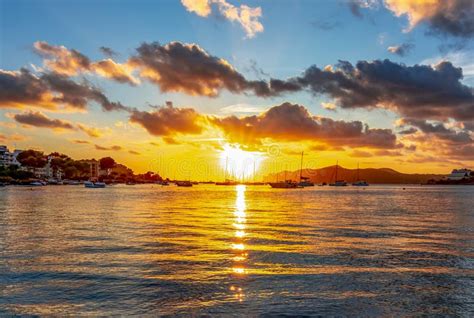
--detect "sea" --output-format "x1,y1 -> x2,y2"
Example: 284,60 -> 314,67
0,184 -> 473,316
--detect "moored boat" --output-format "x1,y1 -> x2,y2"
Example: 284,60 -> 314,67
269,180 -> 299,188
84,181 -> 106,188
176,180 -> 193,187
215,179 -> 238,186
352,163 -> 369,186
329,161 -> 347,186
329,180 -> 348,186
297,152 -> 315,187
352,180 -> 369,186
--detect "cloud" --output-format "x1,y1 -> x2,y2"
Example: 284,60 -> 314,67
0,133 -> 28,142
128,41 -> 269,97
72,139 -> 90,144
211,102 -> 399,149
422,50 -> 474,82
181,0 -> 264,38
266,59 -> 474,122
76,124 -> 103,138
99,46 -> 117,58
92,59 -> 138,85
129,102 -> 205,136
321,102 -> 337,111
128,150 -> 140,155
13,110 -> 75,130
398,118 -> 473,143
95,144 -> 122,151
12,110 -> 106,138
220,103 -> 267,114
350,149 -> 373,157
162,136 -> 180,145
41,72 -> 131,112
0,69 -> 57,110
181,0 -> 211,16
354,0 -> 474,38
0,68 -> 130,112
348,0 -> 379,18
34,41 -> 138,85
33,41 -> 91,76
387,43 -> 414,56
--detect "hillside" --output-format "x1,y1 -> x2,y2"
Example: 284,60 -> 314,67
263,165 -> 444,184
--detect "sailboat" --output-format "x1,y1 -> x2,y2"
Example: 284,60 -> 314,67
329,161 -> 348,186
269,165 -> 299,188
352,163 -> 369,186
215,156 -> 237,185
297,151 -> 314,187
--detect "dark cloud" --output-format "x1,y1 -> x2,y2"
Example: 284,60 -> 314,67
398,127 -> 418,135
0,69 -> 54,109
398,118 -> 473,144
356,0 -> 474,38
0,68 -> 130,112
128,150 -> 140,155
387,43 -> 414,56
95,144 -> 122,151
128,41 -> 270,97
99,46 -> 117,58
13,111 -> 75,130
348,1 -> 363,18
267,59 -> 474,122
211,102 -> 399,149
41,72 -> 131,112
129,102 -> 205,136
423,0 -> 474,38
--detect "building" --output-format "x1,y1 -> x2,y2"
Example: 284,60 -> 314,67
0,146 -> 22,167
447,169 -> 472,181
85,160 -> 99,180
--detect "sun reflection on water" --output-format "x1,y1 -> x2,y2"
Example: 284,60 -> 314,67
230,184 -> 247,301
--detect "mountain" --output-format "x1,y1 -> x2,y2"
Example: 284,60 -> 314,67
263,165 -> 443,184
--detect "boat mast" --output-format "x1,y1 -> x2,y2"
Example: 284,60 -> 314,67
253,160 -> 256,184
224,156 -> 228,181
299,151 -> 304,182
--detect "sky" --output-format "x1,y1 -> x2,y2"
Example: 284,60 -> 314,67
1,0 -> 473,180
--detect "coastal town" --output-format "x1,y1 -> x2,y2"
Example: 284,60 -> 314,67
0,145 -> 163,186
1,145 -> 473,187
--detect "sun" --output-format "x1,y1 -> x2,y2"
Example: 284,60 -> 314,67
219,144 -> 264,181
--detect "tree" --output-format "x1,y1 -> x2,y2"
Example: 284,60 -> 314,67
16,150 -> 47,173
99,157 -> 116,170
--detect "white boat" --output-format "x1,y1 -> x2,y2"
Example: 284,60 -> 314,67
29,181 -> 43,186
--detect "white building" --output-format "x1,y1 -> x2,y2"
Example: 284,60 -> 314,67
447,169 -> 472,181
0,146 -> 22,167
